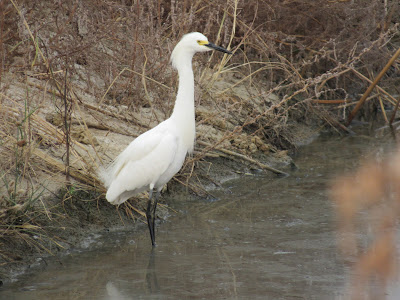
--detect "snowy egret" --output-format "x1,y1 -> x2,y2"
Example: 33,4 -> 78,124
101,32 -> 232,246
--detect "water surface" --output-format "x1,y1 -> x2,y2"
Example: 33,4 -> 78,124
1,129 -> 399,299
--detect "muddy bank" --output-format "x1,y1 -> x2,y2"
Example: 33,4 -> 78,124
0,96 -> 317,282
0,145 -> 299,285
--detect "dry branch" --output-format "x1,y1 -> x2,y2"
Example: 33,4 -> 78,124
346,48 -> 400,125
197,140 -> 288,176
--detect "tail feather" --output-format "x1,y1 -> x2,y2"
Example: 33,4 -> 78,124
98,164 -> 114,189
106,182 -> 147,205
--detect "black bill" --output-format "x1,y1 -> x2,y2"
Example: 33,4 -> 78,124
205,42 -> 232,54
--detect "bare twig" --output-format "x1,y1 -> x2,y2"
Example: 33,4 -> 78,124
346,48 -> 400,125
389,95 -> 400,126
198,140 -> 289,176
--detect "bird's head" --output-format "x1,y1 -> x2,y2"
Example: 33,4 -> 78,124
182,32 -> 232,54
171,32 -> 232,69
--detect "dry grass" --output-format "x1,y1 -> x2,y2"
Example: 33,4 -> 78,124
0,0 -> 399,269
331,149 -> 400,299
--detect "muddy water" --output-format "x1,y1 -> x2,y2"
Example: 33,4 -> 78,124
1,129 -> 399,300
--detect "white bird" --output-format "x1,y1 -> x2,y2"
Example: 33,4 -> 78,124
101,32 -> 232,246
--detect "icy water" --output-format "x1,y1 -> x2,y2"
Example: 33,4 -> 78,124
1,128 -> 400,300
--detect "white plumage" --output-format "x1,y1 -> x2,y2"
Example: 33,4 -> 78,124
100,32 -> 231,246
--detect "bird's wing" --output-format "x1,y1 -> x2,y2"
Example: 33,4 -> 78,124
107,122 -> 170,180
100,128 -> 163,189
106,130 -> 179,204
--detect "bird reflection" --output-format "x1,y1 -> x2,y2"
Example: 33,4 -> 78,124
105,249 -> 160,299
105,281 -> 126,300
145,248 -> 160,294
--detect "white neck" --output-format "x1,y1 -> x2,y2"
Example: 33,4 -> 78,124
170,52 -> 196,152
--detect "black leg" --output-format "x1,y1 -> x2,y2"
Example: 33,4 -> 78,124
146,189 -> 155,247
146,189 -> 160,247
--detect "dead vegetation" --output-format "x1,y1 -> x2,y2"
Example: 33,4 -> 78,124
0,0 -> 400,282
331,148 -> 400,299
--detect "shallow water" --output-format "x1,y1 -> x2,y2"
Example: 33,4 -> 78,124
1,129 -> 400,300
